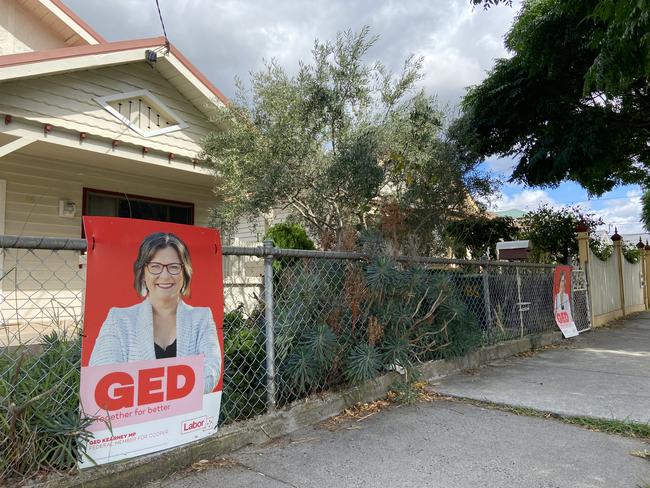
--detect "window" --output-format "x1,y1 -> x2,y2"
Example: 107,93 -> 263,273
83,189 -> 194,226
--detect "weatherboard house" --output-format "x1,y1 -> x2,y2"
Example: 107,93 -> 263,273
0,0 -> 260,330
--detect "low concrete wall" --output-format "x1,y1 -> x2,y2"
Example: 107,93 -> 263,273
39,330 -> 563,488
593,308 -> 625,328
625,303 -> 646,315
593,305 -> 647,328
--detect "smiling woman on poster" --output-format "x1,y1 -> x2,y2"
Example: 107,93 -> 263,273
89,232 -> 221,393
554,271 -> 571,314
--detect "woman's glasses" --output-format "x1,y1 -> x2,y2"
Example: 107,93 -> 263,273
146,262 -> 182,275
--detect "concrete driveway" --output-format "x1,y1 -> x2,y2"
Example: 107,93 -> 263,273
435,313 -> 650,423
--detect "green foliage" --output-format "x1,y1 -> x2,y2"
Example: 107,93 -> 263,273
433,290 -> 483,358
220,310 -> 267,423
520,205 -> 602,264
0,333 -> 94,480
446,215 -> 519,259
471,0 -> 513,7
285,322 -> 339,394
344,344 -> 383,384
265,223 -> 316,274
642,190 -> 650,232
264,223 -> 315,251
589,236 -> 613,261
591,238 -> 643,264
203,27 -> 496,250
455,0 -> 650,195
622,242 -> 642,264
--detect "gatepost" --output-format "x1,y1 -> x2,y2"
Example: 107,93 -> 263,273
645,241 -> 650,310
575,222 -> 593,326
636,238 -> 647,311
611,229 -> 625,318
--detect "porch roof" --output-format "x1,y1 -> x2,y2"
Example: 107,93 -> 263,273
0,130 -> 215,187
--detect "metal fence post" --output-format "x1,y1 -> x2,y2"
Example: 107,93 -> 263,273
482,266 -> 492,329
263,239 -> 277,411
516,267 -> 524,338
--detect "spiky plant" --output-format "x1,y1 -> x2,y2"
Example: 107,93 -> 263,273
272,251 -> 482,402
1,332 -> 95,481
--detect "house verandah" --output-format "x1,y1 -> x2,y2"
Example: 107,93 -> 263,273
0,134 -> 217,341
0,1 -> 264,345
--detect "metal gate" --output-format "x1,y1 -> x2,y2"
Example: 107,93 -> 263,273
572,267 -> 591,333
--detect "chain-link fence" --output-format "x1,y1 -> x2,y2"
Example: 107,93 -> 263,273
0,235 -> 589,483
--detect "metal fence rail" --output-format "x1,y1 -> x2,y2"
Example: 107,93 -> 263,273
0,235 -> 587,482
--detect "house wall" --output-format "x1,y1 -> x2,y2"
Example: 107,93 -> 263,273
222,209 -> 294,315
1,153 -> 215,236
0,62 -> 215,158
0,0 -> 67,55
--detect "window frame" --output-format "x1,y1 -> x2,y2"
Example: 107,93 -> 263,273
81,187 -> 195,236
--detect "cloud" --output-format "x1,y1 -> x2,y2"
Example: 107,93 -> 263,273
491,189 -> 559,212
483,156 -> 517,175
63,0 -> 520,108
592,192 -> 644,234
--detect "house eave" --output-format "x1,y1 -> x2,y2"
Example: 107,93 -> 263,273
0,116 -> 213,185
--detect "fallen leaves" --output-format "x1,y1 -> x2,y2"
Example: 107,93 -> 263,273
319,398 -> 393,431
631,449 -> 650,460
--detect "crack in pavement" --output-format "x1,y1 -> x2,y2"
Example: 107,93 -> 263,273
486,362 -> 650,379
235,460 -> 302,488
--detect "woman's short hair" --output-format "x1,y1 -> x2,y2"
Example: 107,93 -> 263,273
134,232 -> 192,296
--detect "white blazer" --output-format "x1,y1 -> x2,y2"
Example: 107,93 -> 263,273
89,299 -> 221,393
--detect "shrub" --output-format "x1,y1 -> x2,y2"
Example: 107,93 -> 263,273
264,223 -> 316,274
264,223 -> 315,251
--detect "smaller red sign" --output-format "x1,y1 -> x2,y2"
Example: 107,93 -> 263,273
553,265 -> 579,338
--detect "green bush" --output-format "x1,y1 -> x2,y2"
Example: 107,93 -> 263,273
264,223 -> 315,251
264,223 -> 316,274
590,238 -> 642,264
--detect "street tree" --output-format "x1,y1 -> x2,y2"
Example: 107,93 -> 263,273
455,0 -> 650,195
642,190 -> 650,232
202,28 -> 495,250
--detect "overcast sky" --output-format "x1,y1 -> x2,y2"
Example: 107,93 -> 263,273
66,0 -> 517,108
63,0 -> 645,236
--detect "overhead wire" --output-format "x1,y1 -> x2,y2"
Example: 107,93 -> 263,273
155,0 -> 170,53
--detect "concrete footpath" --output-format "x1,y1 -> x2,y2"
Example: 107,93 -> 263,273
149,314 -> 650,488
434,312 -> 650,423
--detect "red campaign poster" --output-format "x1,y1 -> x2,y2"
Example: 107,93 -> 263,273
78,217 -> 224,467
553,265 -> 579,338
